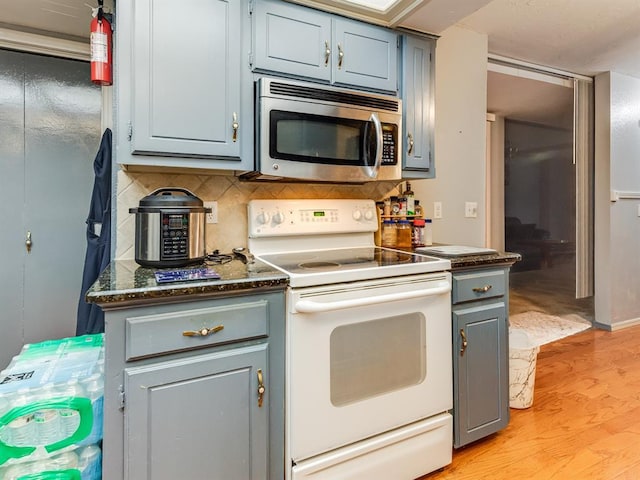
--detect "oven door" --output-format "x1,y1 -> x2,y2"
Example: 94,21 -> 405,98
287,272 -> 452,462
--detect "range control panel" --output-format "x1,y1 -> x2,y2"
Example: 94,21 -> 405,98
248,199 -> 378,238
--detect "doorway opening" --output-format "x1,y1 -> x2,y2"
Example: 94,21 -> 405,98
486,62 -> 594,324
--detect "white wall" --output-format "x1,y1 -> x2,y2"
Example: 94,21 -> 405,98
412,26 -> 489,247
594,71 -> 640,330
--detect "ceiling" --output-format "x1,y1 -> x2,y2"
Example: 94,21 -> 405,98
2,0 -> 636,126
3,0 -> 640,79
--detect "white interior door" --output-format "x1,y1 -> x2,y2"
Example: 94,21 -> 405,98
0,49 -> 101,368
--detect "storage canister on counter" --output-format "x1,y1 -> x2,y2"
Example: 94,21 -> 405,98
381,220 -> 397,248
396,220 -> 412,248
424,218 -> 433,246
412,218 -> 426,247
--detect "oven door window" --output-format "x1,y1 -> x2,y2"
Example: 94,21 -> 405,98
329,313 -> 426,407
270,110 -> 375,166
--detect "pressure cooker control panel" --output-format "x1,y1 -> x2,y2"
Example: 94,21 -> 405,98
161,213 -> 189,259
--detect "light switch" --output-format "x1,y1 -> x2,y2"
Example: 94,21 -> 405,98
434,202 -> 442,219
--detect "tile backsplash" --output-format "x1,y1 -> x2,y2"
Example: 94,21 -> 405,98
116,170 -> 403,260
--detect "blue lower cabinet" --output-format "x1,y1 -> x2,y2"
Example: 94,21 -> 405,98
452,267 -> 510,448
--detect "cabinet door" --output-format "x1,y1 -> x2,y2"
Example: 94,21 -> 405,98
124,344 -> 268,480
332,18 -> 398,93
131,0 -> 242,158
401,35 -> 435,177
253,0 -> 332,82
453,302 -> 509,448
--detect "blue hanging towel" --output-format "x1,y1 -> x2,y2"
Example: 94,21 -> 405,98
76,128 -> 112,335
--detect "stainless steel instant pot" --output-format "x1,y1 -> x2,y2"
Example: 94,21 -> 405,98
129,188 -> 211,268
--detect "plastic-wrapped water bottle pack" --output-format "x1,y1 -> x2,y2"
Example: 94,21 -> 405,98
0,334 -> 104,479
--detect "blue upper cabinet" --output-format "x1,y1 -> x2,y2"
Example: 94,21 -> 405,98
401,34 -> 436,178
252,0 -> 332,82
332,18 -> 398,93
116,0 -> 253,170
252,0 -> 398,94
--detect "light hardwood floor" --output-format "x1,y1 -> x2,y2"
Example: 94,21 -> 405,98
420,325 -> 640,479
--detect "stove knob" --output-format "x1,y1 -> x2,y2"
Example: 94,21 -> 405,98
257,211 -> 270,225
364,209 -> 375,221
352,209 -> 362,221
272,211 -> 285,224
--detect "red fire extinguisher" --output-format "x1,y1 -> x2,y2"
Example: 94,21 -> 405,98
90,1 -> 112,86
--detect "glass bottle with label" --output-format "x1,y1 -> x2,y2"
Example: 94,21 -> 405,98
412,218 -> 426,247
414,200 -> 424,218
396,220 -> 412,248
404,182 -> 415,216
381,220 -> 397,248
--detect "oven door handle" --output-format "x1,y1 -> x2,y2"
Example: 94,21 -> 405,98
294,282 -> 450,313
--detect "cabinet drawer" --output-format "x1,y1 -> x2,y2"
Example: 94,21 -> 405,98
125,300 -> 269,360
452,269 -> 506,304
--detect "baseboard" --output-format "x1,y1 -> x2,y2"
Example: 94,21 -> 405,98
594,317 -> 640,331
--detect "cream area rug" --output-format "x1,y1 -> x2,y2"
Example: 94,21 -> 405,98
509,311 -> 591,347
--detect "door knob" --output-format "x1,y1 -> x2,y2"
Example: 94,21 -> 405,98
25,231 -> 32,253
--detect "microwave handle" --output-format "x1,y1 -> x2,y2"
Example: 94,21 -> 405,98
364,112 -> 383,179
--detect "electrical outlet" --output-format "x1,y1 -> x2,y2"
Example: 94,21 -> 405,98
433,201 -> 442,219
465,202 -> 478,218
204,201 -> 218,224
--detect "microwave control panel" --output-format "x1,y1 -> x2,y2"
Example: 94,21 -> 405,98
381,124 -> 398,165
161,213 -> 189,259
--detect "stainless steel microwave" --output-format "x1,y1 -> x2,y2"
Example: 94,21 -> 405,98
241,78 -> 402,183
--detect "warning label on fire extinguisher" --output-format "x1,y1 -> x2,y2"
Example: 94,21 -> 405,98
90,32 -> 108,63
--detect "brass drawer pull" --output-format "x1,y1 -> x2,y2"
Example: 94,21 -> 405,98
182,325 -> 224,337
257,369 -> 266,408
460,329 -> 468,355
407,132 -> 414,155
232,112 -> 239,143
472,284 -> 492,293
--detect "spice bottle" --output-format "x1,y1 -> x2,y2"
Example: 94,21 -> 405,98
412,218 -> 426,247
383,198 -> 391,216
414,200 -> 424,218
396,220 -> 412,248
390,196 -> 401,215
424,218 -> 433,246
404,182 -> 415,216
381,220 -> 397,248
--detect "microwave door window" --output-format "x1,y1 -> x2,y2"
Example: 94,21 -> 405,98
271,111 -> 365,165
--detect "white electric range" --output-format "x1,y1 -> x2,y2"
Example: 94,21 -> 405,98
248,199 -> 453,480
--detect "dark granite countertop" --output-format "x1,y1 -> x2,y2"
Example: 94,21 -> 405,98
436,251 -> 521,270
411,245 -> 521,270
86,259 -> 289,309
87,246 -> 519,309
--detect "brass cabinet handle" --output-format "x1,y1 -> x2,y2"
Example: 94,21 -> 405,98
460,329 -> 468,355
182,325 -> 224,337
25,231 -> 32,253
324,40 -> 331,66
472,285 -> 492,293
407,132 -> 414,155
337,43 -> 344,69
257,369 -> 266,408
232,112 -> 239,143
